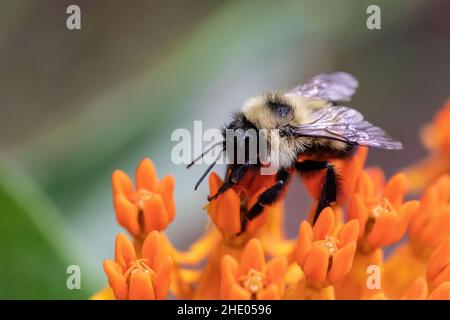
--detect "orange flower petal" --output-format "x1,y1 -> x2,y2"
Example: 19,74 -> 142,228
136,158 -> 158,192
142,193 -> 169,233
356,171 -> 376,201
220,255 -> 239,299
337,220 -> 359,246
327,242 -> 356,284
103,260 -> 128,300
428,237 -> 450,281
392,200 -> 419,243
141,230 -> 167,270
420,207 -> 450,248
365,167 -> 385,195
433,175 -> 450,203
157,175 -> 176,222
209,172 -> 223,198
432,265 -> 450,289
154,257 -> 173,299
403,278 -> 428,300
295,221 -> 313,266
114,195 -> 140,236
347,194 -> 368,239
313,207 -> 335,241
239,239 -> 265,275
128,271 -> 155,300
382,173 -> 408,209
303,243 -> 329,284
265,257 -> 288,295
337,146 -> 368,202
429,281 -> 450,300
227,283 -> 252,300
114,233 -> 136,272
216,188 -> 241,236
366,212 -> 397,248
112,170 -> 134,199
257,284 -> 279,300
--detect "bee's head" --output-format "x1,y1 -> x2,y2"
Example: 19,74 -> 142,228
222,112 -> 260,166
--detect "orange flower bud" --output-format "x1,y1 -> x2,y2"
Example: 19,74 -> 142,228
112,158 -> 175,238
103,231 -> 173,300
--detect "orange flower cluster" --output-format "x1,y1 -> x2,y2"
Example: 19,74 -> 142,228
97,99 -> 450,300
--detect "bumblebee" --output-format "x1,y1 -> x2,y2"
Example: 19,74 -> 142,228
189,72 -> 402,232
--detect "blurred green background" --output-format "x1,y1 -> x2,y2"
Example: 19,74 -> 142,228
0,0 -> 449,299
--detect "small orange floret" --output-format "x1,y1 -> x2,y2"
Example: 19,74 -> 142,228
294,207 -> 359,286
103,231 -> 173,300
405,99 -> 450,192
112,158 -> 175,238
422,99 -> 450,157
348,171 -> 418,251
410,175 -> 450,253
207,172 -> 274,237
220,238 -> 287,300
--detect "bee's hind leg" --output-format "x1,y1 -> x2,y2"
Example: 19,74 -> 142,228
241,169 -> 291,235
296,160 -> 339,225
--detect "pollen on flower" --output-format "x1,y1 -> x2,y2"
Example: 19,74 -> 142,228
240,269 -> 265,294
320,235 -> 338,255
371,198 -> 394,218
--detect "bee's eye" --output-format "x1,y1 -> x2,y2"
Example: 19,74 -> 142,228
267,101 -> 292,118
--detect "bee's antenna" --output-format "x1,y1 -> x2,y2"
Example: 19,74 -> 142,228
187,141 -> 224,169
194,148 -> 224,190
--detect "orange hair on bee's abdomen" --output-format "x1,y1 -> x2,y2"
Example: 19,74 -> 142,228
298,146 -> 368,206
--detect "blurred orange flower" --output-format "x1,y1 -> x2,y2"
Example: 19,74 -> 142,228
112,158 -> 175,239
410,175 -> 450,254
384,177 -> 450,298
220,238 -> 287,300
349,171 -> 418,251
103,232 -> 173,300
406,99 -> 450,192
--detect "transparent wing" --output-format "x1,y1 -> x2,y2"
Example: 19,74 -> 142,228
292,106 -> 403,150
288,72 -> 359,102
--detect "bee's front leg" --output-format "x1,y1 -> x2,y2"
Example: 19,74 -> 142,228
241,169 -> 291,235
208,163 -> 250,201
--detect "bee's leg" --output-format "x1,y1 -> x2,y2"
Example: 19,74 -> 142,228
242,169 -> 291,234
207,163 -> 250,201
296,160 -> 338,225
